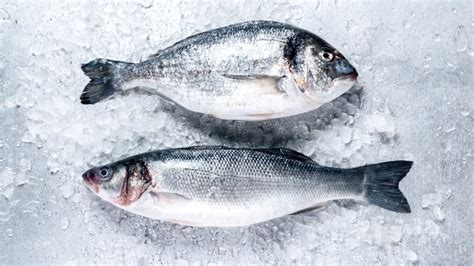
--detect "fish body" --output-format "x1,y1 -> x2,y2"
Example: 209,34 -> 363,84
83,147 -> 412,227
80,21 -> 358,120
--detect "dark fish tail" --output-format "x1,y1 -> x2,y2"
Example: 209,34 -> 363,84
359,161 -> 413,213
80,59 -> 133,104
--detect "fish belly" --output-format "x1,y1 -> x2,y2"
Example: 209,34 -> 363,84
127,189 -> 321,227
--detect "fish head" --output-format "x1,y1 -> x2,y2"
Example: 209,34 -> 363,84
289,38 -> 358,104
82,163 -> 127,202
82,159 -> 152,206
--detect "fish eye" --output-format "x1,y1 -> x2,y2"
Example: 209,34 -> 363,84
319,50 -> 334,62
98,166 -> 113,180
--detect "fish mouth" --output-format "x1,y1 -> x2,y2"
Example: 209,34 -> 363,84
327,71 -> 358,91
324,72 -> 358,102
334,71 -> 358,82
82,170 -> 100,193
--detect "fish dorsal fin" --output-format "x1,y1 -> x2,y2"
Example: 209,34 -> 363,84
182,146 -> 317,164
185,146 -> 230,150
255,148 -> 317,164
148,49 -> 163,59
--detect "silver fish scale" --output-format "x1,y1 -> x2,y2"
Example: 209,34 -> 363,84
153,148 -> 363,207
127,22 -> 296,94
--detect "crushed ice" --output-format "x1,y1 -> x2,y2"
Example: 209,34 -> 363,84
1,1 -> 471,264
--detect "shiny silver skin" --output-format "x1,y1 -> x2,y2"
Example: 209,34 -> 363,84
81,21 -> 358,120
83,147 -> 412,227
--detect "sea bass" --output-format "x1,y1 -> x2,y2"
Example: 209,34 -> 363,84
80,20 -> 358,120
82,146 -> 412,227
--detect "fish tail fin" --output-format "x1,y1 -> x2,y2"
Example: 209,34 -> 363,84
80,59 -> 133,104
361,161 -> 413,213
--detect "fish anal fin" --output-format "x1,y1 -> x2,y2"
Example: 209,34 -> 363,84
166,219 -> 201,226
290,203 -> 327,215
244,112 -> 278,120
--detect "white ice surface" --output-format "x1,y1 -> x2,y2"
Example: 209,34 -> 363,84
0,1 -> 472,265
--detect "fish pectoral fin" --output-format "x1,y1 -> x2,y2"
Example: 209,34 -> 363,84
221,73 -> 282,80
149,191 -> 192,205
221,73 -> 285,95
290,203 -> 327,215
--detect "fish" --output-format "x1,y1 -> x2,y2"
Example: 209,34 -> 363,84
82,146 -> 412,227
80,20 -> 358,120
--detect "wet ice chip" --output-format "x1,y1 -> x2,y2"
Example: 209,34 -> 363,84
4,96 -> 16,108
433,34 -> 441,42
421,192 -> 443,208
174,259 -> 189,266
346,19 -> 357,32
314,0 -> 320,10
0,167 -> 15,187
71,193 -> 82,203
389,225 -> 403,243
454,25 -> 468,52
403,249 -> 418,262
403,152 -> 415,161
424,220 -> 441,238
0,211 -> 14,222
432,206 -> 445,221
95,240 -> 106,251
441,189 -> 452,199
87,222 -> 97,235
137,0 -> 153,9
468,48 -> 474,57
61,217 -> 70,230
363,114 -> 395,134
339,126 -> 353,144
5,228 -> 13,237
444,124 -> 456,133
345,237 -> 360,250
64,261 -> 78,266
14,172 -> 28,186
60,184 -> 75,199
0,8 -> 12,24
19,158 -> 32,172
2,185 -> 15,199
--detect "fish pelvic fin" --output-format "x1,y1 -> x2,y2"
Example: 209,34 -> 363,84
361,161 -> 413,213
80,59 -> 133,104
290,203 -> 327,215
